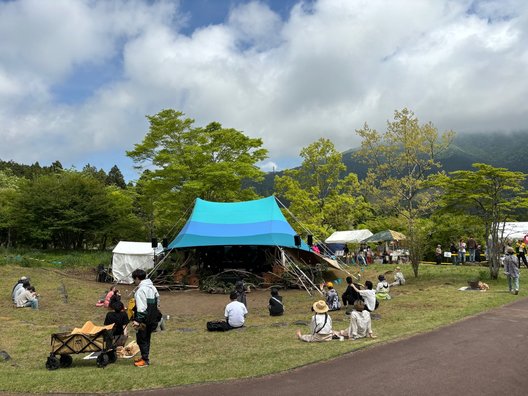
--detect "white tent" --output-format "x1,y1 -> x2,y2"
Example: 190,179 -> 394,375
325,230 -> 373,244
112,241 -> 164,284
499,222 -> 528,241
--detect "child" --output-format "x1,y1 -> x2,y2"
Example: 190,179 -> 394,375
268,288 -> 284,316
390,266 -> 406,286
324,282 -> 341,311
376,275 -> 391,300
296,300 -> 335,342
104,301 -> 129,346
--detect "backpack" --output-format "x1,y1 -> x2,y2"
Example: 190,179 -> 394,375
207,321 -> 230,332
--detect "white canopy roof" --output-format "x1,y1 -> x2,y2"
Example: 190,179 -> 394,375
325,230 -> 373,244
112,241 -> 164,255
500,222 -> 528,241
112,241 -> 164,284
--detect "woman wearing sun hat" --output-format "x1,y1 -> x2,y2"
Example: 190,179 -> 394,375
296,300 -> 335,342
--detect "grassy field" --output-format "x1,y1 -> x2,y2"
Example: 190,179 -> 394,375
0,261 -> 522,394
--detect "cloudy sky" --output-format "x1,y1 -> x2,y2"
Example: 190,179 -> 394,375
1,0 -> 527,181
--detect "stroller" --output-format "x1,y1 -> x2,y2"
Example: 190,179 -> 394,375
45,322 -> 116,370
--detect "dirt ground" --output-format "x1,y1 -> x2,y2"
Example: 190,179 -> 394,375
147,288 -> 303,317
70,267 -> 318,318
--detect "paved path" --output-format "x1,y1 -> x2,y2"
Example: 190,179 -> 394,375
136,297 -> 528,396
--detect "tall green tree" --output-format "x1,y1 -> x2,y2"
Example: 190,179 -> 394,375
106,165 -> 126,189
127,109 -> 268,236
275,138 -> 372,240
14,172 -> 112,249
355,108 -> 454,277
435,163 -> 528,279
96,186 -> 145,249
0,170 -> 22,247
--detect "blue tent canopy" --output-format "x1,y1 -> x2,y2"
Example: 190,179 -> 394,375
169,196 -> 310,251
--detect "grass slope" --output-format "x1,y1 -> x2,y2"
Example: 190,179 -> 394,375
0,263 -> 522,393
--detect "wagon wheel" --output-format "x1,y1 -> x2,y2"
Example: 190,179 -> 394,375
96,353 -> 109,368
107,350 -> 117,364
46,355 -> 60,370
59,354 -> 73,368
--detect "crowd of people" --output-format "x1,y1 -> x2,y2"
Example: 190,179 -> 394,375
296,267 -> 406,343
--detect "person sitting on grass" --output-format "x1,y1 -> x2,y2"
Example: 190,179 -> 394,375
225,291 -> 248,329
268,288 -> 284,316
104,301 -> 129,347
109,288 -> 122,311
342,276 -> 363,314
96,285 -> 116,308
15,285 -> 39,310
11,276 -> 29,302
296,300 -> 336,342
390,267 -> 406,287
349,280 -> 378,312
324,282 -> 341,311
376,275 -> 391,300
335,300 -> 376,340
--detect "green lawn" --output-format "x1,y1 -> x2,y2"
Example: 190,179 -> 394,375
0,262 -> 521,394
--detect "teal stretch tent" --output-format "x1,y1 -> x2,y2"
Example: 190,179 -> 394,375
169,196 -> 310,251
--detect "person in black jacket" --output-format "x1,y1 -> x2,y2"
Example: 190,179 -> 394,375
104,301 -> 129,346
341,276 -> 363,313
268,288 -> 284,316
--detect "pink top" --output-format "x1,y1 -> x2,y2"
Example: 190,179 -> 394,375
103,290 -> 114,308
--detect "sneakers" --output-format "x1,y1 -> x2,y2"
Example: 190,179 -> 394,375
134,358 -> 150,367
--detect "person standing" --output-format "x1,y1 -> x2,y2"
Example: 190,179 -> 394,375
516,240 -> 528,269
343,244 -> 350,265
467,236 -> 477,262
458,239 -> 466,264
435,245 -> 443,265
504,247 -> 520,295
450,242 -> 458,265
131,269 -> 161,367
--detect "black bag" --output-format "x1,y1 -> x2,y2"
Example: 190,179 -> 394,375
207,321 -> 230,332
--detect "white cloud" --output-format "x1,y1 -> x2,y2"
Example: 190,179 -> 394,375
1,0 -> 527,177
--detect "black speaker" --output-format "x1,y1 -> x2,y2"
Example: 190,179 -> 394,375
151,237 -> 158,248
294,235 -> 301,247
307,235 -> 313,246
162,238 -> 168,248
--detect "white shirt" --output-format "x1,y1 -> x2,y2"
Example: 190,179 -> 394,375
349,310 -> 372,338
225,300 -> 248,328
358,289 -> 376,311
15,289 -> 37,307
310,313 -> 333,335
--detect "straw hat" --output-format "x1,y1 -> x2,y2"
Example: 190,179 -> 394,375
395,266 -> 401,271
312,300 -> 329,314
